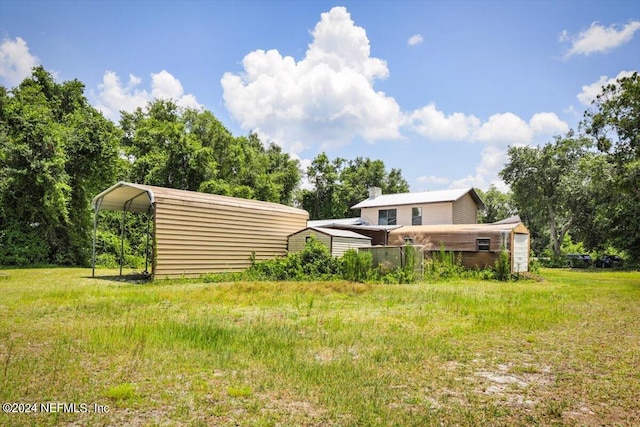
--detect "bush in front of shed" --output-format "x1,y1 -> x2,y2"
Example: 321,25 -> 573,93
248,235 -> 339,281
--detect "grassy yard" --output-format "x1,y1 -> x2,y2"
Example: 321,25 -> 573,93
0,268 -> 638,426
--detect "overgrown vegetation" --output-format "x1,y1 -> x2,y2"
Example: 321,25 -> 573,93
203,239 -> 526,285
1,267 -> 638,426
207,238 -> 422,284
494,247 -> 511,281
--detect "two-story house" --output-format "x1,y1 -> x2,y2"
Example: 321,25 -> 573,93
351,187 -> 485,226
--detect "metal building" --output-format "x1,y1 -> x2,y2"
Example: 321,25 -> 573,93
91,182 -> 308,278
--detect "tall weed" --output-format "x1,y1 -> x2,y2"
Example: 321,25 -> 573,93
494,247 -> 511,281
341,249 -> 373,283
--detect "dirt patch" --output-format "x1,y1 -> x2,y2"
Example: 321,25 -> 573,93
475,362 -> 554,409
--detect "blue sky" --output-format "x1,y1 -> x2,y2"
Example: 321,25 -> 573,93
1,0 -> 639,192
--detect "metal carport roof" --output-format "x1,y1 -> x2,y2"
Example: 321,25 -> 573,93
92,182 -> 155,213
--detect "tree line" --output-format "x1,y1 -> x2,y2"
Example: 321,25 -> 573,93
0,67 -> 407,266
496,72 -> 639,263
1,67 -> 638,267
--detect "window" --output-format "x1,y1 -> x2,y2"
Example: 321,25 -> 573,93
378,209 -> 397,225
477,238 -> 490,252
412,207 -> 422,225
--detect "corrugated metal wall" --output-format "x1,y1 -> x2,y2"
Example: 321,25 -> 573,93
331,237 -> 371,257
288,230 -> 370,257
287,229 -> 332,253
389,229 -> 506,252
153,195 -> 307,277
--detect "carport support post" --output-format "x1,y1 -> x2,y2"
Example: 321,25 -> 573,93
120,200 -> 133,277
92,197 -> 103,278
144,205 -> 152,274
120,207 -> 126,277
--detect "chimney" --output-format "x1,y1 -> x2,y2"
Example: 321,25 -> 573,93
368,187 -> 382,199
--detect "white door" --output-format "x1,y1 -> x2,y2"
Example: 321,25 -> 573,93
513,233 -> 529,272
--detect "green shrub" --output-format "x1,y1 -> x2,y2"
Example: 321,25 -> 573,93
248,235 -> 339,281
425,244 -> 465,281
95,253 -> 118,268
341,249 -> 373,282
0,224 -> 49,266
529,251 -> 541,274
494,247 -> 511,281
298,236 -> 339,277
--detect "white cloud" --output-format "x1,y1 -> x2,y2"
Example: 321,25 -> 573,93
529,112 -> 570,135
221,6 -> 403,154
93,69 -> 202,121
561,20 -> 640,57
474,112 -> 533,146
0,37 -> 40,86
408,34 -> 423,46
465,112 -> 568,189
577,70 -> 636,105
450,146 -> 507,191
219,6 -> 571,192
409,103 -> 481,141
417,175 -> 451,186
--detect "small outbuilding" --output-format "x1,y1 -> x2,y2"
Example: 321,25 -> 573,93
92,182 -> 308,278
288,227 -> 371,257
388,222 -> 530,272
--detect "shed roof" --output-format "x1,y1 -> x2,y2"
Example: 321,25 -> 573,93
389,222 -> 528,236
92,181 -> 309,216
351,188 -> 485,210
307,217 -> 365,227
290,227 -> 372,240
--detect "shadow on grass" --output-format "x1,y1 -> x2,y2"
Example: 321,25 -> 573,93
88,273 -> 153,284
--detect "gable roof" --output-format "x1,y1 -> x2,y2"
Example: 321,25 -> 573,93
351,188 -> 485,210
289,227 -> 371,240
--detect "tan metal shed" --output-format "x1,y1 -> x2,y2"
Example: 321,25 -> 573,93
388,222 -> 530,272
91,182 -> 309,278
288,227 -> 372,257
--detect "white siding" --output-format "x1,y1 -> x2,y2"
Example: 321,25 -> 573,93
422,203 -> 453,225
360,203 -> 453,226
332,237 -> 371,257
512,233 -> 529,273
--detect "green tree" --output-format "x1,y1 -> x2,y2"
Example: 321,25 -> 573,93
122,101 -> 300,205
0,67 -> 119,265
500,132 -> 590,258
299,153 -> 345,220
299,153 -> 409,220
476,186 -> 515,223
582,72 -> 640,262
120,100 -> 214,190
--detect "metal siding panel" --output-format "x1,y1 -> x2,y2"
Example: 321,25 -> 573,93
287,229 -> 331,254
154,198 -> 307,277
513,233 -> 529,272
332,237 -> 372,257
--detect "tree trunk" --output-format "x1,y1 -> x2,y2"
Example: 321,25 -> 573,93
548,207 -> 561,258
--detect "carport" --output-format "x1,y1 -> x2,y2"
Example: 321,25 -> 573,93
91,182 -> 309,278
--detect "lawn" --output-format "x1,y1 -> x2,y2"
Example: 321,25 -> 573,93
0,268 -> 638,426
